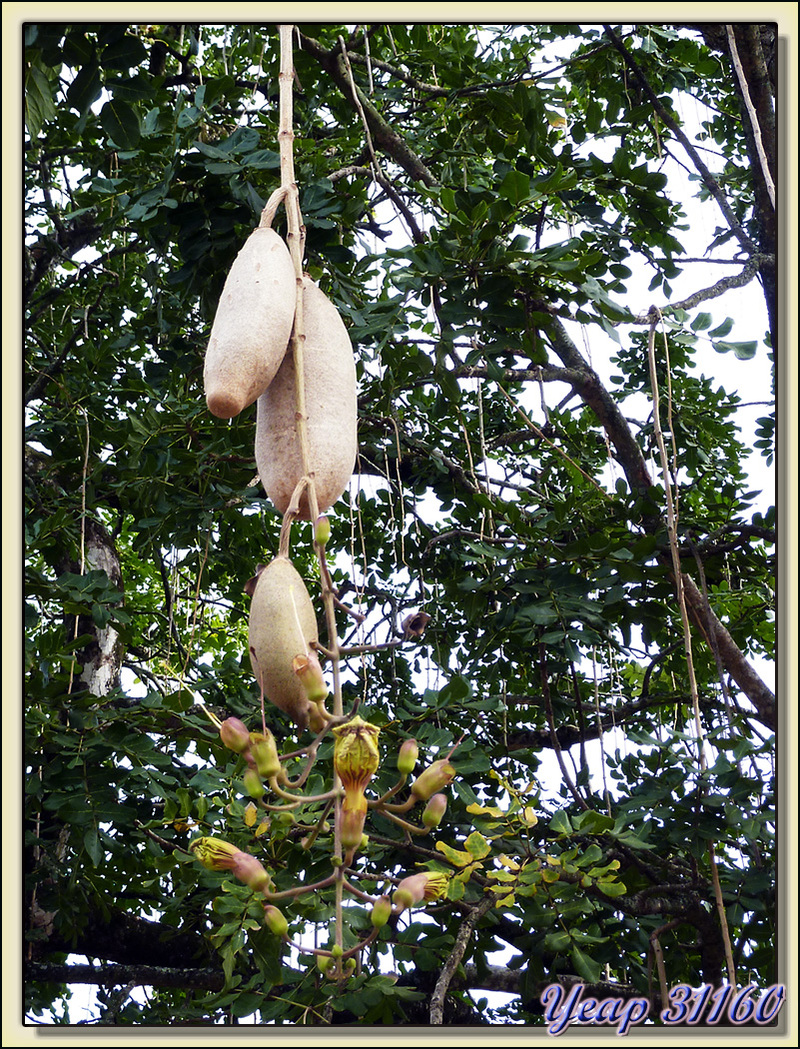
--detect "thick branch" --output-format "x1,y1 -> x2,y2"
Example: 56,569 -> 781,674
430,894 -> 494,1024
25,962 -> 224,993
536,309 -> 653,497
298,31 -> 438,187
681,572 -> 775,730
602,25 -> 756,256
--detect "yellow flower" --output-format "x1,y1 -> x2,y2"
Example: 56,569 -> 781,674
333,717 -> 381,852
333,716 -> 380,793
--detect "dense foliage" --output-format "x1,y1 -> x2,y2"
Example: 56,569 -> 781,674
24,22 -> 778,1027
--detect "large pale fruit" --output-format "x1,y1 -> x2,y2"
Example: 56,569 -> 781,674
204,227 -> 296,419
248,557 -> 318,731
255,277 -> 357,519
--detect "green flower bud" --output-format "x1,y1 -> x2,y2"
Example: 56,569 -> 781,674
410,759 -> 456,802
243,767 -> 265,799
314,514 -> 331,548
292,652 -> 329,703
263,904 -> 289,938
370,895 -> 392,929
250,730 -> 281,780
397,738 -> 419,777
422,792 -> 448,829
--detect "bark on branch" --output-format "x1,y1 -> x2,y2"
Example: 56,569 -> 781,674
298,30 -> 438,187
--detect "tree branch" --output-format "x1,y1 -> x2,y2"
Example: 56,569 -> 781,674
680,572 -> 775,730
430,894 -> 494,1024
298,30 -> 438,187
602,25 -> 756,256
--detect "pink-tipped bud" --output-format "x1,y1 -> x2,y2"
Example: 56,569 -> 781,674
292,652 -> 329,703
411,759 -> 456,802
220,716 -> 251,754
243,767 -> 265,799
233,851 -> 272,893
263,904 -> 289,938
392,871 -> 449,913
422,792 -> 448,829
397,738 -> 419,777
314,515 -> 331,548
371,895 -> 392,929
250,730 -> 281,780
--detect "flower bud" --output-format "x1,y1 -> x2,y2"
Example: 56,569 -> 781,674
422,792 -> 448,829
189,837 -> 273,894
397,738 -> 419,777
314,514 -> 331,548
370,895 -> 392,930
243,767 -> 265,799
292,652 -> 329,703
232,851 -> 272,893
392,871 -> 449,913
410,759 -> 456,802
250,730 -> 281,780
220,716 -> 251,754
263,904 -> 289,938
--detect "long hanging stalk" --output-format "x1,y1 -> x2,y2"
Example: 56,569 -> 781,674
268,22 -> 349,971
646,311 -> 736,986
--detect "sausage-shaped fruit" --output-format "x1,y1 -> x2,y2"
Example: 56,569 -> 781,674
255,277 -> 357,519
204,228 -> 296,419
248,557 -> 319,731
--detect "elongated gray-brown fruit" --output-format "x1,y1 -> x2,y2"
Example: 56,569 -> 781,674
204,227 -> 296,419
255,277 -> 357,519
248,557 -> 318,731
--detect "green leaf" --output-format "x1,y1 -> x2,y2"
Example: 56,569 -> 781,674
100,98 -> 141,149
66,59 -> 103,116
25,64 -> 57,138
690,312 -> 713,331
713,339 -> 757,359
549,809 -> 573,836
499,169 -> 532,205
571,943 -> 602,983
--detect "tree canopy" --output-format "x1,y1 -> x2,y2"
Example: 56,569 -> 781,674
22,21 -> 782,1028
